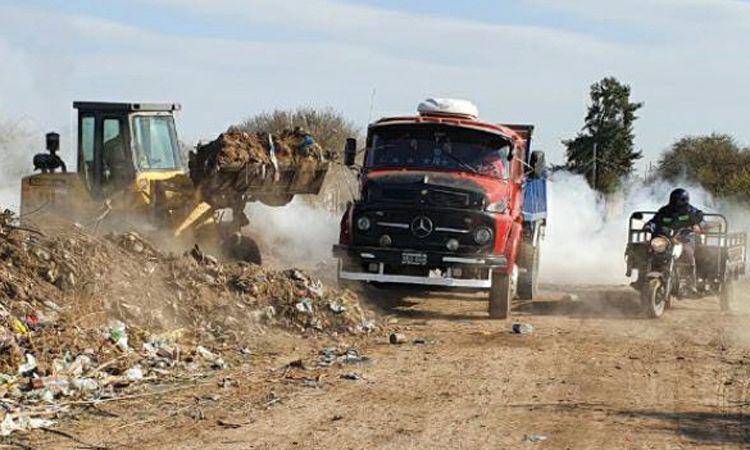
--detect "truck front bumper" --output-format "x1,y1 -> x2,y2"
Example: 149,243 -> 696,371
333,245 -> 507,289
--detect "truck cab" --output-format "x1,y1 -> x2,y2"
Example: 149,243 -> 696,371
333,98 -> 547,319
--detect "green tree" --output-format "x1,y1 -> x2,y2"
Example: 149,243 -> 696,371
656,134 -> 750,199
233,107 -> 359,161
564,77 -> 643,194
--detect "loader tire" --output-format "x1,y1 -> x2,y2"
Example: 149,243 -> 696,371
258,194 -> 294,207
489,271 -> 512,320
224,235 -> 262,265
517,242 -> 539,300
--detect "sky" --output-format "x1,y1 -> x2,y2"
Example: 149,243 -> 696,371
1,0 -> 749,170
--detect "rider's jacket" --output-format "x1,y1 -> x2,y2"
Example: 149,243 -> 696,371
648,204 -> 704,234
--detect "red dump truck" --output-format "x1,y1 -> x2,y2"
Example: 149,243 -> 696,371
333,98 -> 548,319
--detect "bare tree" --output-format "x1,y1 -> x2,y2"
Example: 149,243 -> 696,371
233,107 -> 360,161
233,108 -> 361,212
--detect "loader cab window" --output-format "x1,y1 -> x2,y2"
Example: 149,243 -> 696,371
102,119 -> 120,184
80,116 -> 95,189
132,115 -> 182,171
102,118 -> 131,192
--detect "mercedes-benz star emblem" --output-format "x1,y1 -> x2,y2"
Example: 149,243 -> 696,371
411,216 -> 434,238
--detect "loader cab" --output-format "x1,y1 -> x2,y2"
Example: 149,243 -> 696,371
73,102 -> 184,198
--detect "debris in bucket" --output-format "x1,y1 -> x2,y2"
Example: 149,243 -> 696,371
188,129 -> 334,209
512,323 -> 534,335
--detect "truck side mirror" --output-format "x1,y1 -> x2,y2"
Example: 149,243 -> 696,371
528,150 -> 546,178
344,138 -> 357,167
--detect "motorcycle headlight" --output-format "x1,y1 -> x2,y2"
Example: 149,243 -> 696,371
650,236 -> 670,253
356,216 -> 371,231
473,226 -> 493,245
485,200 -> 508,214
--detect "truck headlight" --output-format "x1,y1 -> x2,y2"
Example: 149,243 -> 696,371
379,234 -> 393,247
356,216 -> 371,231
473,226 -> 493,245
650,236 -> 670,253
446,238 -> 459,251
485,200 -> 508,214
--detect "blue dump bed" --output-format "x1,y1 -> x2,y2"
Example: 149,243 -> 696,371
522,177 -> 547,223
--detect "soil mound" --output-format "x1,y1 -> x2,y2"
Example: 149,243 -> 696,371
0,209 -> 375,434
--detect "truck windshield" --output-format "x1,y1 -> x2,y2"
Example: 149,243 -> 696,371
132,115 -> 183,170
367,124 -> 511,179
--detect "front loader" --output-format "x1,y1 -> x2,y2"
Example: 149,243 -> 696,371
20,101 -> 329,263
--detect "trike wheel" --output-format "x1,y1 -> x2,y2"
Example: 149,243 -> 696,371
642,278 -> 667,318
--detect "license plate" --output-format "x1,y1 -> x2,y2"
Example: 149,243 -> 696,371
402,252 -> 428,266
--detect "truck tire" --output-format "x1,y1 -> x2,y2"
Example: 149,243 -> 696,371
489,271 -> 512,319
517,242 -> 539,300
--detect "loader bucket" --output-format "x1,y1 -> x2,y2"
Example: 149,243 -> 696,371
249,159 -> 330,196
189,130 -> 334,209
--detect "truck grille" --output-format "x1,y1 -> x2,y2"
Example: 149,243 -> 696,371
377,188 -> 470,208
353,208 -> 494,253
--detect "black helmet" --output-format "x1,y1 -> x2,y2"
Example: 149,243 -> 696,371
669,188 -> 690,208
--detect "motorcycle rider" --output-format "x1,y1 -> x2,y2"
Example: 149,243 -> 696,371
644,188 -> 704,294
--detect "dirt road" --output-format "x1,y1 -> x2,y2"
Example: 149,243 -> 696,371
28,284 -> 750,449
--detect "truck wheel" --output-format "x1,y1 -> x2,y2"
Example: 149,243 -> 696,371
223,234 -> 262,265
489,271 -> 513,319
517,242 -> 539,300
642,278 -> 667,318
720,272 -> 734,312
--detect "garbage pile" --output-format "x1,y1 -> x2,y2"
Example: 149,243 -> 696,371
188,128 -> 333,208
0,209 -> 376,435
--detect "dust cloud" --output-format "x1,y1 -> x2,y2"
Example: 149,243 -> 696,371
0,122 -> 35,210
540,171 -> 721,285
245,198 -> 340,269
243,170 -> 747,288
